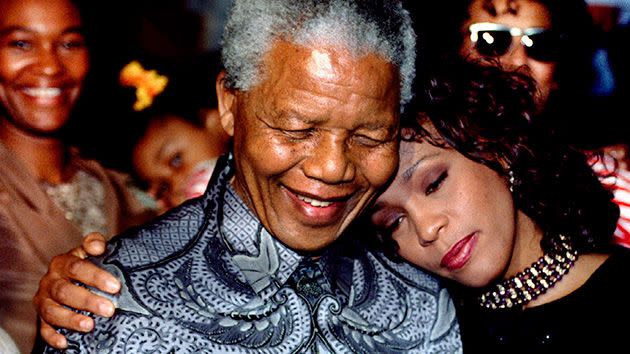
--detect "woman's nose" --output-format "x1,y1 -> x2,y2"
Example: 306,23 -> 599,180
411,208 -> 448,246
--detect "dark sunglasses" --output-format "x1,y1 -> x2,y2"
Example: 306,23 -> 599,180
468,22 -> 564,62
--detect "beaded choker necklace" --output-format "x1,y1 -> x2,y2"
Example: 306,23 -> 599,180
478,234 -> 578,309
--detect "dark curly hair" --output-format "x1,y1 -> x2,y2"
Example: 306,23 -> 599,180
394,59 -> 618,255
406,0 -> 599,146
408,0 -> 596,96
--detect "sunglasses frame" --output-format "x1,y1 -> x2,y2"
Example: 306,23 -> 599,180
468,22 -> 549,52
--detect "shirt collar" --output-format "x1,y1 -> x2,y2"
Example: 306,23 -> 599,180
207,153 -> 336,300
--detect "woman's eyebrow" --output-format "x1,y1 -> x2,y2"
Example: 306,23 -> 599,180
401,153 -> 438,183
62,26 -> 85,35
0,26 -> 30,36
0,25 -> 84,36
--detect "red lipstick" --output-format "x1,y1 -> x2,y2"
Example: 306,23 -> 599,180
440,233 -> 477,271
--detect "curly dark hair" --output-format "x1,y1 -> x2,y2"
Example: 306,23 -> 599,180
407,0 -> 599,146
408,0 -> 596,96
396,59 -> 618,255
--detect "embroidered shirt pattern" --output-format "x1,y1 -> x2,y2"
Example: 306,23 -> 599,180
44,154 -> 461,353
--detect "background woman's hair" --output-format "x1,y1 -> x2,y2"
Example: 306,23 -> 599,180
401,59 -> 618,254
407,0 -> 603,147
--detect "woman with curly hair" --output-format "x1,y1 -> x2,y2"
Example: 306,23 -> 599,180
369,60 -> 629,353
411,0 -> 597,117
410,0 -> 630,248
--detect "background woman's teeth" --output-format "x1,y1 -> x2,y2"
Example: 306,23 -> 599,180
25,88 -> 61,98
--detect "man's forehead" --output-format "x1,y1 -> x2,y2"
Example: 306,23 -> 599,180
307,49 -> 336,81
256,40 -> 398,99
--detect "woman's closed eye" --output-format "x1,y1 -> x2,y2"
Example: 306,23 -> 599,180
386,215 -> 404,235
425,171 -> 448,195
374,213 -> 405,237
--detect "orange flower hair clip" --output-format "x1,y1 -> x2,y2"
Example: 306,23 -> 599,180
119,60 -> 168,111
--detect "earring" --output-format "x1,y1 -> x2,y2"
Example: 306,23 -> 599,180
508,170 -> 515,193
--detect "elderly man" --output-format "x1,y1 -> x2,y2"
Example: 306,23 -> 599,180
35,0 -> 461,352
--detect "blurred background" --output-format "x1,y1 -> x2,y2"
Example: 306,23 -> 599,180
69,0 -> 233,171
70,0 -> 630,173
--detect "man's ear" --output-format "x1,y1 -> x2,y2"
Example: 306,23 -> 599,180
216,70 -> 236,137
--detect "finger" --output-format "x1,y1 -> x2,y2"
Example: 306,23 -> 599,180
48,277 -> 116,317
39,297 -> 98,330
63,256 -> 120,294
82,232 -> 107,256
40,320 -> 68,349
69,245 -> 87,260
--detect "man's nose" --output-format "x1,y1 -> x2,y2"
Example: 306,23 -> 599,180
302,134 -> 355,184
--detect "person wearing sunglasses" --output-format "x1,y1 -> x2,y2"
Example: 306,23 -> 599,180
459,0 -> 596,110
467,22 -> 564,62
451,0 -> 630,250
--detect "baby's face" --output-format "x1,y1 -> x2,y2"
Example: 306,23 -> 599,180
133,115 -> 226,211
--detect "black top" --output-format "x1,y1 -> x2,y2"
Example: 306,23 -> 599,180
455,246 -> 630,354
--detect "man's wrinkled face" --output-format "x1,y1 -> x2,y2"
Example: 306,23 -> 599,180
219,40 -> 400,252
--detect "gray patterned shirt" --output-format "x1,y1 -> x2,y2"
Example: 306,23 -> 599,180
43,154 -> 462,353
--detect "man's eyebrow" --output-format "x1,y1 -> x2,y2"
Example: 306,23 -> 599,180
401,152 -> 438,183
262,109 -> 321,125
359,117 -> 397,131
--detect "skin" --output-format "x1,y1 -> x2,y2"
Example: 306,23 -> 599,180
0,0 -> 89,348
133,112 -> 229,211
0,0 -> 88,183
460,0 -> 557,106
371,127 -> 610,306
35,40 -> 401,347
218,41 -> 400,252
371,137 -> 541,288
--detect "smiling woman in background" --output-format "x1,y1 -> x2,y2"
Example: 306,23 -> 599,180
0,0 -> 154,351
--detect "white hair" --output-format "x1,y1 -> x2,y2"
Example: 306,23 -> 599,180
221,0 -> 416,110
